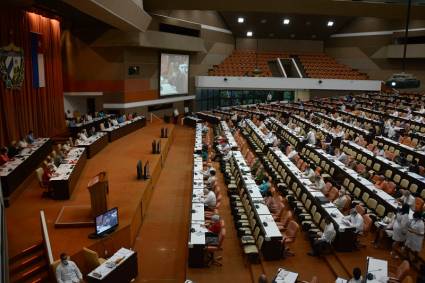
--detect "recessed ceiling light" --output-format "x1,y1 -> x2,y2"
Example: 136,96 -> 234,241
269,33 -> 275,37
290,34 -> 295,38
283,18 -> 290,25
306,21 -> 311,26
261,19 -> 267,24
246,31 -> 253,37
312,34 -> 317,39
327,20 -> 334,27
238,17 -> 244,23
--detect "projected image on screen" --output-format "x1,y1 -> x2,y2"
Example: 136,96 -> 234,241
160,53 -> 189,96
95,208 -> 118,235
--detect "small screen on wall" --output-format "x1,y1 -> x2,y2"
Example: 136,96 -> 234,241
128,66 -> 140,76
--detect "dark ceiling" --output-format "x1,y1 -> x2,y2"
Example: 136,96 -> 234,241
220,12 -> 352,40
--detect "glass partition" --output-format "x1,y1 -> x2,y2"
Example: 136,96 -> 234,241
195,89 -> 294,111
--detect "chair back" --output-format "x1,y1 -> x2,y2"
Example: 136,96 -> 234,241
362,214 -> 373,234
285,220 -> 299,241
355,204 -> 365,215
35,168 -> 44,183
218,228 -> 226,248
343,195 -> 352,213
282,210 -> 293,227
396,260 -> 410,281
310,276 -> 319,283
327,187 -> 339,202
415,197 -> 424,212
82,247 -> 102,271
51,260 -> 61,280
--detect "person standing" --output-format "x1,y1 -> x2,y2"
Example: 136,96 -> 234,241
55,253 -> 83,283
405,212 -> 424,255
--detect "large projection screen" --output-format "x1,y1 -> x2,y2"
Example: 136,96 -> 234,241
160,53 -> 189,97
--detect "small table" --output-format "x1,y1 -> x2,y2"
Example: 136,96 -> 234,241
273,268 -> 298,283
87,248 -> 137,283
366,257 -> 388,283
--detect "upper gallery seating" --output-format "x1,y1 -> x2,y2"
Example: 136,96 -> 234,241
208,50 -> 368,80
298,53 -> 368,80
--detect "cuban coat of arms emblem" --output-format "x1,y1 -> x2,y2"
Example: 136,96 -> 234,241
0,43 -> 24,89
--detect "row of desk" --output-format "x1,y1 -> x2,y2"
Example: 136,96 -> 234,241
266,117 -> 399,218
188,153 -> 208,267
196,112 -> 221,124
0,138 -> 53,201
101,116 -> 146,142
341,140 -> 425,199
314,112 -> 371,138
230,151 -> 283,260
266,147 -> 356,251
220,121 -> 238,149
374,135 -> 425,164
68,115 -> 111,137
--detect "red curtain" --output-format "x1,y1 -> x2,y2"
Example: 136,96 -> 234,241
0,9 -> 65,146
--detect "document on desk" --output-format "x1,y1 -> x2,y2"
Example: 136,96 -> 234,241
88,248 -> 134,280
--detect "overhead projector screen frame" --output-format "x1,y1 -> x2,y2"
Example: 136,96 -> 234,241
159,52 -> 190,98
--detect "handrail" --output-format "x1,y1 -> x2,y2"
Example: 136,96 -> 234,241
40,210 -> 53,264
276,58 -> 287,78
291,58 -> 303,78
150,112 -> 162,123
0,182 -> 9,283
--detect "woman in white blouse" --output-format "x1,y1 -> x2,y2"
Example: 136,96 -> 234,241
404,212 -> 424,255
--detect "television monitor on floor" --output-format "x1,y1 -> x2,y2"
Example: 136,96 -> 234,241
95,207 -> 118,236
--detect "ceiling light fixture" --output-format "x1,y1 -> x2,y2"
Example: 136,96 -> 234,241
238,17 -> 244,23
327,20 -> 334,27
247,31 -> 253,37
283,18 -> 290,25
261,19 -> 267,24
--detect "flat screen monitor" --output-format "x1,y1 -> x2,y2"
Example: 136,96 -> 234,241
160,53 -> 189,96
95,207 -> 118,236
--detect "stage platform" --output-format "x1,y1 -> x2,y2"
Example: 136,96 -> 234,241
5,120 -> 175,274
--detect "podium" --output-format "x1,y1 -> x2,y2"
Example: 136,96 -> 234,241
88,172 -> 109,217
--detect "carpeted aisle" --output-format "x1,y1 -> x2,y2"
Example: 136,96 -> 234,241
133,125 -> 194,283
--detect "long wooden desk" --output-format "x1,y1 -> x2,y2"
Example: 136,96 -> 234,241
76,132 -> 108,159
101,117 -> 146,142
68,116 -> 110,137
0,138 -> 52,203
87,248 -> 138,283
50,147 -> 87,200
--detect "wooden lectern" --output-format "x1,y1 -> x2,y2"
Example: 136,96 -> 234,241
88,172 -> 109,217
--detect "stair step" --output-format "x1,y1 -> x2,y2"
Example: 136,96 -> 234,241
9,251 -> 46,275
9,242 -> 44,264
10,262 -> 49,283
323,253 -> 351,279
28,271 -> 50,283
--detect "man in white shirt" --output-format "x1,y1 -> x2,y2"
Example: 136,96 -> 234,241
398,189 -> 416,211
335,148 -> 348,164
206,170 -> 217,189
55,253 -> 83,283
303,164 -> 316,182
287,148 -> 298,161
306,129 -> 316,145
202,162 -> 214,178
333,189 -> 349,211
344,209 -> 364,234
307,218 -> 336,256
204,188 -> 216,210
313,175 -> 326,193
387,124 -> 396,139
